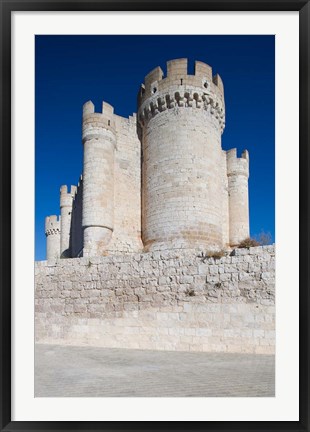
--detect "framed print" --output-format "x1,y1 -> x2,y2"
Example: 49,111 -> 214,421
1,1 -> 309,431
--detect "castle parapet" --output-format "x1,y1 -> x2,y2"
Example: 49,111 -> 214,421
212,74 -> 224,93
45,215 -> 60,236
167,58 -> 188,77
45,215 -> 61,260
227,148 -> 249,178
195,61 -> 212,80
82,100 -> 116,143
144,66 -> 163,92
60,185 -> 77,208
138,59 -> 225,132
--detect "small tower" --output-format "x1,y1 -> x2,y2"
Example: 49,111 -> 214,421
45,215 -> 60,260
226,149 -> 250,246
82,101 -> 116,257
138,58 -> 226,251
60,185 -> 76,257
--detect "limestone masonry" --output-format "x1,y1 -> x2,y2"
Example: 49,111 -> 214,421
38,59 -> 274,354
45,58 -> 250,259
36,246 -> 275,353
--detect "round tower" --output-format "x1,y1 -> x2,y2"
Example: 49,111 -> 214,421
82,100 -> 116,257
45,215 -> 61,260
137,58 -> 226,251
226,149 -> 250,246
60,185 -> 76,257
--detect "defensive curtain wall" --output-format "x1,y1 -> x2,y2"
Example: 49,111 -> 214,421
35,245 -> 275,354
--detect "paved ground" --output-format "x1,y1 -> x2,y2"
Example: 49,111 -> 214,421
35,344 -> 275,397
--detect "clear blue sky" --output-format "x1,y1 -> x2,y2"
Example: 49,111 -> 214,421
35,35 -> 275,261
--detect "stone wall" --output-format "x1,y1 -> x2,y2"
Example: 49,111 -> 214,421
71,176 -> 83,257
107,114 -> 143,253
140,107 -> 225,251
35,245 -> 275,354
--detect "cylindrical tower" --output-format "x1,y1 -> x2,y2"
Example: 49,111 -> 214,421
60,185 -> 76,257
82,100 -> 116,257
137,58 -> 226,251
45,215 -> 61,260
226,149 -> 250,246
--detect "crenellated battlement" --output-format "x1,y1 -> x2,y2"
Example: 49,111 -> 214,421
45,215 -> 61,236
226,148 -> 249,178
60,185 -> 77,208
138,58 -> 224,106
137,59 -> 225,131
60,184 -> 77,195
82,100 -> 116,143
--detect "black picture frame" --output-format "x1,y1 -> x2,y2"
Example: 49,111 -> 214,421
1,1 -> 309,431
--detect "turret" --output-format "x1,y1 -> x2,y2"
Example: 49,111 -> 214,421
226,149 -> 250,246
45,215 -> 60,260
60,185 -> 76,257
82,100 -> 116,257
137,58 -> 226,251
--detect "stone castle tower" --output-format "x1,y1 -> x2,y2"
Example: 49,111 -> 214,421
45,59 -> 250,259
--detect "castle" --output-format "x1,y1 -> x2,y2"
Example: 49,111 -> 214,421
45,58 -> 250,260
37,59 -> 275,355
